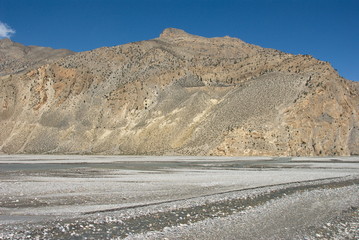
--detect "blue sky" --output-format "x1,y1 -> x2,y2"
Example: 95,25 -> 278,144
0,0 -> 358,81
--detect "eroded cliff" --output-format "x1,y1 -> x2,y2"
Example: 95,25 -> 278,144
0,28 -> 358,156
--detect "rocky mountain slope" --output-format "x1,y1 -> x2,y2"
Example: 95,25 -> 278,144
0,28 -> 358,156
0,38 -> 74,76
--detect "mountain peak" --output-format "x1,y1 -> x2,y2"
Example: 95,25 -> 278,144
159,28 -> 197,39
0,38 -> 14,47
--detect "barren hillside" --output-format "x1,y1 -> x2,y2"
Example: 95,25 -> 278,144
0,38 -> 74,76
0,28 -> 358,156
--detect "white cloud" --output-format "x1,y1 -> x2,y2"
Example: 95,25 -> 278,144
0,21 -> 15,38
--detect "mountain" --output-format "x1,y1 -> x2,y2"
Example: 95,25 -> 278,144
0,28 -> 358,156
0,38 -> 74,76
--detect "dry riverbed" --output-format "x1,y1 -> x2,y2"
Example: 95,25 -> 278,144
0,155 -> 358,239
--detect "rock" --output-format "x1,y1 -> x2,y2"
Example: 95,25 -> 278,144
0,38 -> 74,76
0,28 -> 358,156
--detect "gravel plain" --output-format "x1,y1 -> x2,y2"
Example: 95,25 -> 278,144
0,155 -> 358,239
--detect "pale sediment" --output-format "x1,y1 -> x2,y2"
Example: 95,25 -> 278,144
0,155 -> 358,239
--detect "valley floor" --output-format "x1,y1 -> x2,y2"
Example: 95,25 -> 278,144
0,155 -> 358,239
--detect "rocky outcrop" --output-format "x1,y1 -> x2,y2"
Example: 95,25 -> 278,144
0,28 -> 358,156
